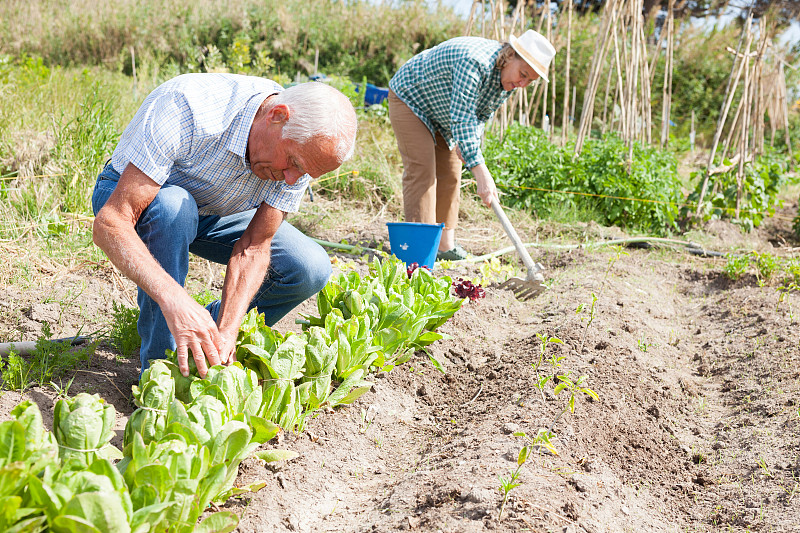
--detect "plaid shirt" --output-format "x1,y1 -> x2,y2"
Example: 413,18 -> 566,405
110,73 -> 311,217
389,37 -> 511,169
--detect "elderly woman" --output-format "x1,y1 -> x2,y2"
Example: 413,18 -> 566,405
388,30 -> 556,260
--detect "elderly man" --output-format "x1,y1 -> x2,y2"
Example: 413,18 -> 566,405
92,73 -> 357,378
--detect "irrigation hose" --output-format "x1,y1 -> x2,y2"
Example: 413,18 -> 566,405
310,236 -> 726,261
0,336 -> 92,357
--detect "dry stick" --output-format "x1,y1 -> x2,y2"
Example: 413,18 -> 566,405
527,3 -> 550,125
550,54 -> 557,142
465,0 -> 479,35
601,67 -> 614,135
721,93 -> 744,163
625,0 -> 641,161
574,0 -> 620,155
639,20 -> 653,144
561,0 -> 573,145
736,30 -> 753,220
694,11 -> 753,218
570,85 -> 577,134
780,62 -> 796,168
611,21 -> 626,139
648,11 -> 669,89
752,19 -> 772,157
544,0 -> 553,137
660,2 -> 674,148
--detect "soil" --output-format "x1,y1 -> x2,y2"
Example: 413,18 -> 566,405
1,195 -> 799,533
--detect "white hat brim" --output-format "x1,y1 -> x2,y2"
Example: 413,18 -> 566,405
509,35 -> 550,83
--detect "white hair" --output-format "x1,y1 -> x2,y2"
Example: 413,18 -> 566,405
273,82 -> 358,162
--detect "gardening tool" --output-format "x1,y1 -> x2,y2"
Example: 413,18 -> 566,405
490,197 -> 546,300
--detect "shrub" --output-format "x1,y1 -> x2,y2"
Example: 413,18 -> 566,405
485,125 -> 683,235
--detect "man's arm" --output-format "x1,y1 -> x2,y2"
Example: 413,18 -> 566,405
214,202 -> 284,364
92,163 -> 222,377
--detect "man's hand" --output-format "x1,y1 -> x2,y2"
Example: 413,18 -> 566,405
161,293 -> 223,377
470,163 -> 499,207
217,327 -> 239,366
93,163 -> 224,379
214,202 -> 283,362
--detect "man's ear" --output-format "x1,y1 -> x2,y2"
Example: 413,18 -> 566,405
266,103 -> 290,124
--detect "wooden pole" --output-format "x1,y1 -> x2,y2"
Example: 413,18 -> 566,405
602,67 -> 614,135
780,62 -> 796,169
660,1 -> 674,148
561,0 -> 573,145
694,12 -> 753,218
574,0 -> 621,155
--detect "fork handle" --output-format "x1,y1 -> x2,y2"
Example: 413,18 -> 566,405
491,197 -> 544,280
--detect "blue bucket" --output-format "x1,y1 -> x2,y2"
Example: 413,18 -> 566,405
386,222 -> 444,270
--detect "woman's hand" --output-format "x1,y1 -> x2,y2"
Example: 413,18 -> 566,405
470,163 -> 499,207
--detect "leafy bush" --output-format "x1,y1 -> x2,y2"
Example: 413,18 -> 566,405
686,147 -> 791,231
485,125 -> 683,235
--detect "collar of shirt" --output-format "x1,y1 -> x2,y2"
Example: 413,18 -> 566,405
227,92 -> 280,166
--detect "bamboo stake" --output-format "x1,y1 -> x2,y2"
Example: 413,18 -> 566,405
602,67 -> 614,135
574,0 -> 621,155
736,40 -> 752,220
660,0 -> 674,148
562,0 -> 573,145
694,12 -> 753,218
639,20 -> 653,145
780,62 -> 795,168
465,0 -> 479,35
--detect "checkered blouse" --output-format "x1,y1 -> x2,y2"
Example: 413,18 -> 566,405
389,37 -> 511,169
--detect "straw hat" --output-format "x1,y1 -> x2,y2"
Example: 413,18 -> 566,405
509,29 -> 556,82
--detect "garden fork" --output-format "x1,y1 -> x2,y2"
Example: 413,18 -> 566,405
491,197 -> 546,300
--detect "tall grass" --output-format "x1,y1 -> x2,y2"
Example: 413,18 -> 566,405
1,0 -> 463,85
0,58 -> 140,247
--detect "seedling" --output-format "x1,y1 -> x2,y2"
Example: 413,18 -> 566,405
532,333 -> 563,372
637,336 -> 653,352
548,373 -> 599,431
479,257 -> 517,285
757,457 -> 773,478
499,429 -> 559,521
577,292 -> 598,352
50,376 -> 76,399
498,445 -> 528,521
723,253 -> 749,280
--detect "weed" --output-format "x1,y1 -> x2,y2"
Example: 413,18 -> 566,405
724,254 -> 750,280
50,376 -> 76,399
192,289 -> 217,307
0,351 -> 32,390
108,302 -> 140,358
479,257 -> 517,285
637,336 -> 653,352
757,457 -> 773,478
0,324 -> 97,391
753,252 -> 778,286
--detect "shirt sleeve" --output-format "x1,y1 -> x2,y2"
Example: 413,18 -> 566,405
118,91 -> 193,185
261,173 -> 312,213
449,59 -> 486,169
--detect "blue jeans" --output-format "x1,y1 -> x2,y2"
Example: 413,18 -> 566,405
91,163 -> 331,372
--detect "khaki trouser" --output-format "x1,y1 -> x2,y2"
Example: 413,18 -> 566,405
388,91 -> 463,230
